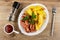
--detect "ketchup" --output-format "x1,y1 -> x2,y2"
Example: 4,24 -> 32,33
5,25 -> 13,33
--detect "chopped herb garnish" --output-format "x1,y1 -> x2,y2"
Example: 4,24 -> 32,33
28,12 -> 36,24
29,19 -> 35,24
31,12 -> 36,19
22,12 -> 36,24
22,16 -> 29,21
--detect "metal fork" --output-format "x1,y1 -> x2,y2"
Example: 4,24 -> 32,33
50,7 -> 56,36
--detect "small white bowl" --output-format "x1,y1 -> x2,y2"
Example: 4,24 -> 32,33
18,3 -> 49,36
4,24 -> 19,34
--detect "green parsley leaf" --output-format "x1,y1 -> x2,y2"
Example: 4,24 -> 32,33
29,19 -> 35,24
22,16 -> 29,21
32,12 -> 36,19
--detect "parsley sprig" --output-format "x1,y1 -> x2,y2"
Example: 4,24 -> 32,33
22,16 -> 29,21
22,12 -> 36,24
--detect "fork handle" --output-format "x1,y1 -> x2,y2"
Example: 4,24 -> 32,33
51,13 -> 55,36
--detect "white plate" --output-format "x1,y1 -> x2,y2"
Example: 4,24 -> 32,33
18,3 -> 49,36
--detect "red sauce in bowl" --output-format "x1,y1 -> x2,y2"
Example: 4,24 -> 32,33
5,25 -> 13,33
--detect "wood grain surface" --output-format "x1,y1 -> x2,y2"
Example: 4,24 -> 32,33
0,0 -> 60,40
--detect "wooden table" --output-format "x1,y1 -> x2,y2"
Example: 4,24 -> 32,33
0,0 -> 60,40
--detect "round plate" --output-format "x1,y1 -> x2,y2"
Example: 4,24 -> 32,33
18,3 -> 49,36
